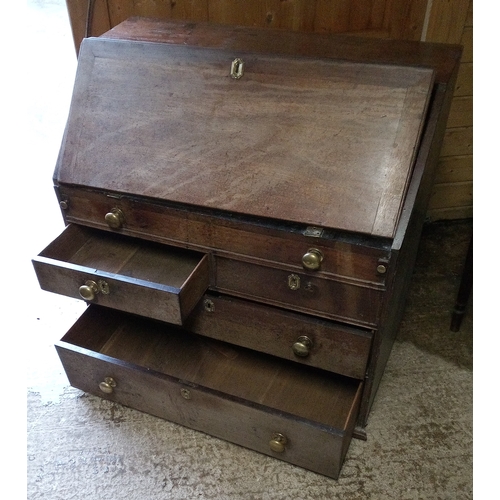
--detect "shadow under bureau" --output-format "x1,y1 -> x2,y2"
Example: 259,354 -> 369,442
33,18 -> 460,479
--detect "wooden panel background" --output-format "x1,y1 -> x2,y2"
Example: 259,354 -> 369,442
424,0 -> 473,220
64,0 -> 473,221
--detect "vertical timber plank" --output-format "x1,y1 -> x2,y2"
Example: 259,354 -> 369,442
388,0 -> 429,41
425,0 -> 473,220
66,0 -> 112,54
314,0 -> 351,33
425,0 -> 470,43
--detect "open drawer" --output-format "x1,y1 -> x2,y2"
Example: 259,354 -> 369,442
56,306 -> 363,479
32,224 -> 209,325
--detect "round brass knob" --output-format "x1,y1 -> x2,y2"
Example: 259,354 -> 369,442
79,280 -> 99,301
269,433 -> 287,453
292,336 -> 313,357
377,264 -> 387,274
105,208 -> 125,229
99,377 -> 116,394
302,248 -> 324,271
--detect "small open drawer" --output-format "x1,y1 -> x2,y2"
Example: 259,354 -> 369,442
56,306 -> 363,479
33,224 -> 209,325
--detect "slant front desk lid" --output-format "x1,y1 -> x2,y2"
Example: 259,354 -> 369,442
56,37 -> 434,239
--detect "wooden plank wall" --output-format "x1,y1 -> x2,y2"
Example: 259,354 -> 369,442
425,0 -> 473,220
64,0 -> 473,221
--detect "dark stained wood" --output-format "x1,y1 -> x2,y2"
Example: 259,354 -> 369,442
215,257 -> 383,328
32,225 -> 209,325
35,19 -> 461,479
450,236 -> 472,332
103,17 -> 461,84
99,19 -> 468,222
56,36 -> 433,239
57,185 -> 391,288
66,1 -> 434,55
358,79 -> 459,426
56,306 -> 362,479
91,17 -> 459,435
187,293 -> 373,379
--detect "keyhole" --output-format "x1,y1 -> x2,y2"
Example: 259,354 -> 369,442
230,58 -> 244,79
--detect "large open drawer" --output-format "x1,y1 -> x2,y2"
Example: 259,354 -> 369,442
32,224 -> 209,325
56,306 -> 363,479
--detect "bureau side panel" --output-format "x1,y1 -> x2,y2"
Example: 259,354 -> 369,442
358,82 -> 459,426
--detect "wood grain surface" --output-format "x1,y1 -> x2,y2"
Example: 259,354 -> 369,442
56,37 -> 434,238
33,225 -> 209,324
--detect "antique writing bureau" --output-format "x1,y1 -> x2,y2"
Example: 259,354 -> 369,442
33,18 -> 460,479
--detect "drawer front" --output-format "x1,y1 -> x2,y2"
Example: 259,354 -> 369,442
215,257 -> 383,328
33,225 -> 209,325
57,186 -> 390,288
56,306 -> 363,479
187,294 -> 372,379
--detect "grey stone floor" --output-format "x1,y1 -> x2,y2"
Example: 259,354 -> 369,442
12,1 -> 475,498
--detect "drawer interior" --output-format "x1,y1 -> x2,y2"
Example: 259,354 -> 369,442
38,224 -> 203,287
33,225 -> 210,324
61,306 -> 362,430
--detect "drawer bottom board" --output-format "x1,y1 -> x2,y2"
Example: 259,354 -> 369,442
56,306 -> 362,478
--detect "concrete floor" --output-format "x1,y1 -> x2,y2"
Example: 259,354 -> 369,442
15,1 -> 474,498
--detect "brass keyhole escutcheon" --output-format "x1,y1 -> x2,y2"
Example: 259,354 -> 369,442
204,299 -> 215,313
302,248 -> 324,271
99,377 -> 116,394
230,58 -> 244,79
180,388 -> 191,400
288,274 -> 301,290
98,280 -> 110,295
269,433 -> 288,453
79,280 -> 99,301
292,336 -> 313,357
105,208 -> 125,229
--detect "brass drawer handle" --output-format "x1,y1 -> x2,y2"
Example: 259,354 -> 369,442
105,208 -> 125,229
302,248 -> 323,271
292,336 -> 313,357
99,377 -> 116,394
269,433 -> 287,453
79,279 -> 109,301
377,264 -> 387,274
79,280 -> 99,301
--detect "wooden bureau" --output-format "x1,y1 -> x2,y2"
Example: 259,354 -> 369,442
33,18 -> 460,479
